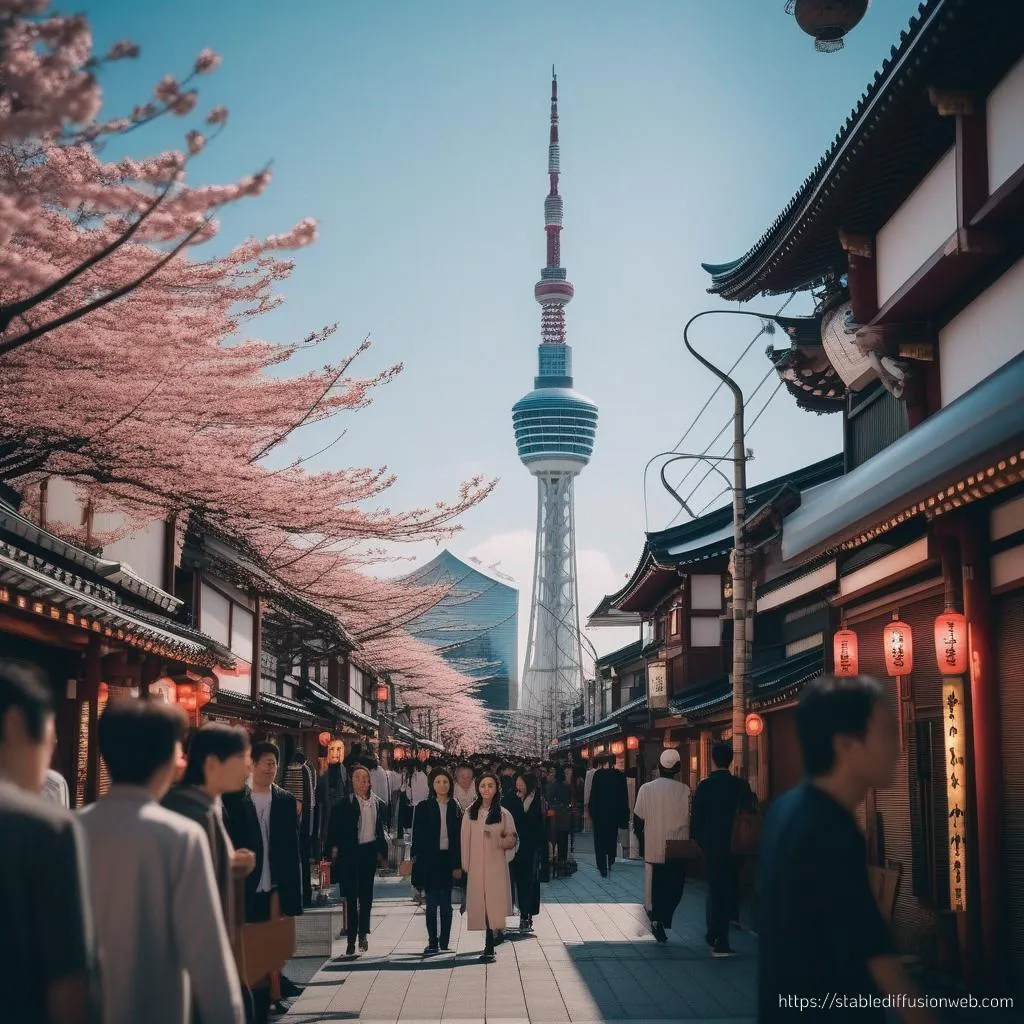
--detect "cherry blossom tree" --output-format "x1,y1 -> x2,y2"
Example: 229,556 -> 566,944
0,0 -> 497,750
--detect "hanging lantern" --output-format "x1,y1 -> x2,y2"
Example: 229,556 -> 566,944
882,617 -> 914,677
580,747 -> 591,759
317,731 -> 332,748
393,746 -> 406,761
375,683 -> 390,704
176,683 -> 197,712
197,680 -> 213,708
593,744 -> 606,755
833,627 -> 859,676
417,749 -> 430,763
935,611 -> 968,676
785,0 -> 870,53
745,713 -> 765,737
149,676 -> 177,704
97,681 -> 109,704
610,740 -> 625,756
626,736 -> 640,751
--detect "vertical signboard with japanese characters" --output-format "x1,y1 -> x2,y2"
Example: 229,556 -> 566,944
648,661 -> 668,710
943,677 -> 968,913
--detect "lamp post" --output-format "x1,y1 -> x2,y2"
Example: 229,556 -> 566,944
682,307 -> 805,778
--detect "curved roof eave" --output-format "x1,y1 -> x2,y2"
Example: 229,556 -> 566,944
702,0 -> 955,301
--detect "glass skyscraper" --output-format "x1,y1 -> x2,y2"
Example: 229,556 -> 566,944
403,550 -> 519,712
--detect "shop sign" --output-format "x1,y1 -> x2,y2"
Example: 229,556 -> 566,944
648,661 -> 668,709
943,677 -> 968,913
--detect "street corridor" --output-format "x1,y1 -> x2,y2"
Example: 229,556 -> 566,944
282,837 -> 757,1024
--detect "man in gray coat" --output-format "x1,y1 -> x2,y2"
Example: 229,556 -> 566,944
79,699 -> 244,1024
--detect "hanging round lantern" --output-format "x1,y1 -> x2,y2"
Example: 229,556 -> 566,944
417,748 -> 430,763
745,712 -> 765,737
580,747 -> 591,760
375,683 -> 390,704
626,736 -> 640,751
882,616 -> 914,677
593,744 -> 605,755
833,627 -> 859,677
197,680 -> 213,708
934,610 -> 968,676
176,683 -> 197,712
317,730 -> 332,749
393,746 -> 406,761
785,0 -> 870,53
610,740 -> 625,756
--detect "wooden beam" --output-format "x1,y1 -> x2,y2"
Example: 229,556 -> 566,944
840,230 -> 878,324
928,87 -> 975,117
956,107 -> 989,229
251,594 -> 262,703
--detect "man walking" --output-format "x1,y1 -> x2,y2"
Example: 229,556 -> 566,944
79,699 -> 244,1024
758,676 -> 935,1023
632,749 -> 691,943
691,740 -> 758,958
283,749 -> 316,907
0,662 -> 100,1024
588,754 -> 629,876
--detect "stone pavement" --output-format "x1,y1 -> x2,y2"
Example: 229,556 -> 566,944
281,835 -> 756,1024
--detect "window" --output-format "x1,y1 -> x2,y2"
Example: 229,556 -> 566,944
200,583 -> 230,645
690,575 -> 722,611
656,617 -> 666,642
690,616 -> 721,648
230,605 -> 254,660
669,607 -> 681,637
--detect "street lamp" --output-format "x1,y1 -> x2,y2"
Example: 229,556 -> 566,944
642,450 -> 736,530
682,307 -> 810,777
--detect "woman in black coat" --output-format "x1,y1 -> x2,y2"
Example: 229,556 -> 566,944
327,765 -> 389,958
511,772 -> 545,932
411,767 -> 463,956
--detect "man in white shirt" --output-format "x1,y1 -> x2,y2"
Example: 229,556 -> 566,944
78,699 -> 244,1024
453,763 -> 476,811
632,748 -> 691,944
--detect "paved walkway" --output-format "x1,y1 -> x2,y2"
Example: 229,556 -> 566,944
282,837 -> 756,1024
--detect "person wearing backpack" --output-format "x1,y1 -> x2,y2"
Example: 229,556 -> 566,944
691,740 -> 759,959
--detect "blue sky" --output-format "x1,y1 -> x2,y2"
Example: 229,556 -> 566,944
86,0 -> 923,663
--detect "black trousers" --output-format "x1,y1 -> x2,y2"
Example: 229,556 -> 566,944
705,854 -> 740,947
425,885 -> 453,947
299,818 -> 312,906
592,819 -> 619,873
346,842 -> 378,941
553,830 -> 569,863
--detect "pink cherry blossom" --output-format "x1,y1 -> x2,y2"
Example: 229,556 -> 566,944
193,48 -> 221,74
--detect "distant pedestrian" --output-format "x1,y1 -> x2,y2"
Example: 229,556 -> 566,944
283,749 -> 316,907
461,772 -> 518,963
544,765 -> 573,873
0,661 -> 100,1024
632,749 -> 691,943
453,762 -> 477,811
588,754 -> 629,876
411,767 -> 463,956
511,772 -> 544,932
79,699 -> 244,1024
329,764 -> 389,958
691,740 -> 758,958
758,676 -> 935,1023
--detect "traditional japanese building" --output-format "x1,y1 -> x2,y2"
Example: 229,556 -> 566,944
701,0 -> 1024,995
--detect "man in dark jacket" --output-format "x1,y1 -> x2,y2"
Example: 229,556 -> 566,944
588,754 -> 630,876
691,741 -> 757,958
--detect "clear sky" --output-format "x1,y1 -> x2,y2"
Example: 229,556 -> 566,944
86,0 -> 923,666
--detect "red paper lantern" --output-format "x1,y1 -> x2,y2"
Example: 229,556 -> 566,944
393,746 -> 406,761
883,618 -> 914,677
176,683 -> 197,712
833,628 -> 859,677
376,683 -> 390,703
318,731 -> 332,748
626,736 -> 639,751
745,713 -> 764,737
197,681 -> 213,708
580,747 -> 591,759
417,749 -> 429,763
934,611 -> 968,676
610,740 -> 625,756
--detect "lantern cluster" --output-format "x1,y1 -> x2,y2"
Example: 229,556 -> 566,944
831,610 -> 969,677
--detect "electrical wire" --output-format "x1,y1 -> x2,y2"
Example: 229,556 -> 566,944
664,377 -> 785,529
665,292 -> 796,457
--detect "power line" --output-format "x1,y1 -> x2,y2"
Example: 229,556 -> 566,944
666,293 -> 796,457
664,377 -> 785,529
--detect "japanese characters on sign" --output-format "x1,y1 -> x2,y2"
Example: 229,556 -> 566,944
943,677 -> 968,913
648,660 -> 668,710
833,627 -> 859,677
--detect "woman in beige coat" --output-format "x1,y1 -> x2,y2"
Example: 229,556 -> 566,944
460,772 -> 518,962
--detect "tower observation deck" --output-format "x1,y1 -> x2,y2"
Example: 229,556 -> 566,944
512,70 -> 598,754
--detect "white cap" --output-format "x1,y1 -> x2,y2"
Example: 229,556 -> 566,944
659,748 -> 681,770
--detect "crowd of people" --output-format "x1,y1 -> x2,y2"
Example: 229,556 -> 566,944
2,655 -> 943,1024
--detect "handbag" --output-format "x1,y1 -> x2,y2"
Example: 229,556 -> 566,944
238,891 -> 296,988
730,804 -> 762,856
665,838 -> 703,862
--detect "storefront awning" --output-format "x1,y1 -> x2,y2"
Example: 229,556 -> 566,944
782,353 -> 1024,561
749,646 -> 824,709
665,673 -> 731,720
554,694 -> 649,749
306,681 -> 379,730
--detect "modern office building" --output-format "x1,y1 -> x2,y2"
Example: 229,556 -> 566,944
403,549 -> 519,713
512,71 -> 598,752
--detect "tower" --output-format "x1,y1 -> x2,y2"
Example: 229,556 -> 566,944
512,70 -> 598,754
